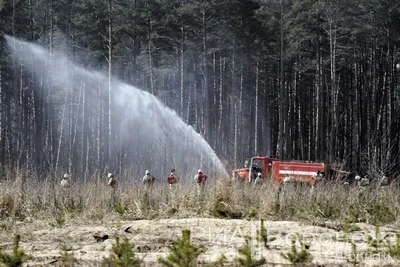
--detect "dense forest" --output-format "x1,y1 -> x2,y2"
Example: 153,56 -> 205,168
0,0 -> 400,178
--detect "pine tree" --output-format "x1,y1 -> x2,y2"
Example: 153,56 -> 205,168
234,236 -> 265,267
158,229 -> 202,267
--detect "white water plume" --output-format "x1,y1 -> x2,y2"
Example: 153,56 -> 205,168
5,35 -> 227,180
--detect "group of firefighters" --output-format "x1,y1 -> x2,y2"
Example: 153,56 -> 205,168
59,168 -> 389,194
246,171 -> 326,186
59,169 -> 208,191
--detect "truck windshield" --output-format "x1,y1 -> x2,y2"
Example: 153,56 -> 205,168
249,159 -> 263,182
252,159 -> 262,172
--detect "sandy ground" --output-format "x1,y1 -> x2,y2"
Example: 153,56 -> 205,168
1,218 -> 400,266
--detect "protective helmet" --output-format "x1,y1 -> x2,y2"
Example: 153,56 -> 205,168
145,170 -> 150,175
257,172 -> 262,177
198,169 -> 202,173
63,174 -> 69,179
107,173 -> 113,178
354,175 -> 361,181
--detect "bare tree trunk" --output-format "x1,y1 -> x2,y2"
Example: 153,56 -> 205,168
186,77 -> 192,128
218,52 -> 224,151
180,13 -> 185,116
49,0 -> 55,170
233,49 -> 239,167
134,0 -> 138,85
12,0 -> 18,168
278,0 -> 285,159
254,62 -> 259,155
69,86 -> 83,174
97,85 -> 102,168
238,64 -> 244,163
202,5 -> 210,142
107,0 -> 113,167
17,55 -> 24,167
0,68 -> 4,170
82,80 -> 88,181
231,38 -> 237,163
328,17 -> 337,163
315,35 -> 322,161
212,52 -> 217,149
55,81 -> 68,173
147,0 -> 154,94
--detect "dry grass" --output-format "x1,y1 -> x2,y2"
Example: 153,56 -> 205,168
1,168 -> 399,266
0,168 -> 399,229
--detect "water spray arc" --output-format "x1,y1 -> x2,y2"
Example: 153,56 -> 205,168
5,35 -> 227,179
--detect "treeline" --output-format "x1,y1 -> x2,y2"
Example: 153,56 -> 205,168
0,0 -> 400,177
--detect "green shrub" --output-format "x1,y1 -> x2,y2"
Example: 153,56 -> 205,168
0,222 -> 10,231
158,229 -> 202,267
102,236 -> 140,267
0,194 -> 13,218
54,211 -> 66,227
0,234 -> 30,267
114,202 -> 129,216
315,199 -> 341,219
64,198 -> 83,214
281,234 -> 312,264
342,218 -> 361,233
346,241 -> 360,267
247,208 -> 258,220
211,199 -> 242,219
338,217 -> 361,242
256,219 -> 276,249
234,236 -> 265,267
347,203 -> 367,223
211,181 -> 242,219
385,233 -> 400,259
367,224 -> 384,254
366,201 -> 395,225
60,244 -> 75,266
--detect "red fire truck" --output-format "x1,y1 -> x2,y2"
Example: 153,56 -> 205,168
232,156 -> 330,185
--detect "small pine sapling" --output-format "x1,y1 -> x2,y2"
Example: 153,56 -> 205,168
102,236 -> 141,267
367,224 -> 384,254
346,241 -> 360,267
281,234 -> 312,264
0,234 -> 31,267
60,244 -> 75,266
385,232 -> 400,259
256,219 -> 276,249
158,229 -> 203,267
234,236 -> 265,267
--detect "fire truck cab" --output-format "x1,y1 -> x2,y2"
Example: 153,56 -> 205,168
232,156 -> 278,183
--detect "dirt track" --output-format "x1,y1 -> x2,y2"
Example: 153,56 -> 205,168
1,218 -> 399,266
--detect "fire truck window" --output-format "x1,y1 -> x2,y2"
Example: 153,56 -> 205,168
252,160 -> 262,172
